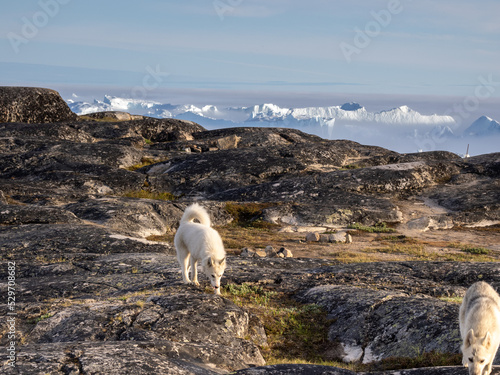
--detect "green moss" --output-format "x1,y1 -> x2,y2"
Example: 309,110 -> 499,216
222,283 -> 335,365
126,156 -> 166,171
348,222 -> 396,233
340,164 -> 361,170
28,312 -> 54,324
225,202 -> 278,229
448,242 -> 490,255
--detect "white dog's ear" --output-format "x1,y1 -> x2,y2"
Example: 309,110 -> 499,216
204,257 -> 213,267
220,257 -> 226,265
483,332 -> 492,349
465,329 -> 475,348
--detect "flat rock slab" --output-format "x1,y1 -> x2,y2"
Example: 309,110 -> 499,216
0,341 -> 231,374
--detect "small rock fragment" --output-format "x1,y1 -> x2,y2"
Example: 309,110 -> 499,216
305,232 -> 320,242
278,247 -> 293,258
265,245 -> 277,258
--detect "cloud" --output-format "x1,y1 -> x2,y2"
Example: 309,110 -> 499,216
403,0 -> 500,34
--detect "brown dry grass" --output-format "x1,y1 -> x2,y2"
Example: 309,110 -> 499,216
213,225 -> 499,263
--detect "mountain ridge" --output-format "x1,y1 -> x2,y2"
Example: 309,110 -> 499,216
67,95 -> 499,155
69,95 -> 457,126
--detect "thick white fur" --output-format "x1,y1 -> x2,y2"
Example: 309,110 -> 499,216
460,281 -> 500,375
174,203 -> 226,294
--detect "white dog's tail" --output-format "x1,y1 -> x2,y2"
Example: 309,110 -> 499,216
180,203 -> 211,226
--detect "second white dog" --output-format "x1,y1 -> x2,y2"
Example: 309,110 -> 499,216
174,203 -> 226,295
459,281 -> 500,375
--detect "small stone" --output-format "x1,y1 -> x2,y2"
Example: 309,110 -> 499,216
240,247 -> 255,257
329,231 -> 348,243
254,250 -> 266,258
265,245 -> 277,257
319,234 -> 330,243
305,232 -> 320,242
406,216 -> 432,231
216,134 -> 241,150
278,247 -> 293,258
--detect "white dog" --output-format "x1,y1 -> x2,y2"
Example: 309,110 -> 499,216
174,203 -> 226,295
460,281 -> 500,375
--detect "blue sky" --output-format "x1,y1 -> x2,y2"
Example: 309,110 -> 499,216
1,0 -> 499,118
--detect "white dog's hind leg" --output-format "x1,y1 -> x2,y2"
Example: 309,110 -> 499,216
175,236 -> 192,284
190,257 -> 199,286
177,249 -> 191,284
182,254 -> 192,283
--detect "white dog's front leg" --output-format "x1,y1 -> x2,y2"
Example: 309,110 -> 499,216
485,361 -> 492,375
190,257 -> 200,286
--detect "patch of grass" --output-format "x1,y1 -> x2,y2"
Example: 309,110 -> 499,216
126,157 -> 164,171
28,312 -> 54,324
222,283 -> 336,365
373,244 -> 428,258
371,243 -> 495,262
348,222 -> 395,233
462,246 -> 490,255
365,350 -> 462,372
265,357 -> 356,370
121,190 -> 179,201
224,283 -> 277,307
453,224 -> 500,233
461,245 -> 490,255
448,242 -> 490,255
215,225 -> 284,251
439,296 -> 463,304
378,235 -> 418,244
225,202 -> 279,229
442,253 -> 494,262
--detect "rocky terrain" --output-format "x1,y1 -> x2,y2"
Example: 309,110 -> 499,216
0,87 -> 499,374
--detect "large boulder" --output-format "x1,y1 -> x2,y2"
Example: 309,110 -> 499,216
0,87 -> 77,123
298,285 -> 460,363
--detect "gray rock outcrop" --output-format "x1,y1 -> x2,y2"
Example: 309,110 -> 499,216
0,87 -> 77,123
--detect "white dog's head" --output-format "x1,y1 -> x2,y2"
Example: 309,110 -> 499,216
202,256 -> 226,295
463,329 -> 494,375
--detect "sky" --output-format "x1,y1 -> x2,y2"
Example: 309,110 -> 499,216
1,0 -> 500,121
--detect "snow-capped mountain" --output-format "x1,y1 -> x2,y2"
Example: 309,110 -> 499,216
67,95 -> 499,155
68,96 -> 456,127
464,116 -> 500,136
